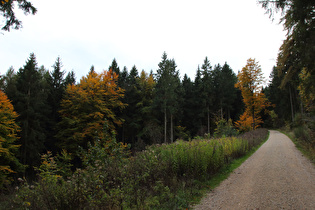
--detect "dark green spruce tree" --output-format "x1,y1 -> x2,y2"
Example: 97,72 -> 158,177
192,65 -> 205,135
201,57 -> 214,134
64,70 -> 76,86
10,53 -> 49,177
180,74 -> 195,138
154,52 -> 181,143
45,57 -> 67,152
214,62 -> 238,120
121,65 -> 141,145
264,66 -> 293,125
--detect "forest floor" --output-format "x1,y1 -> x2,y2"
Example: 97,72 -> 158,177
193,130 -> 315,209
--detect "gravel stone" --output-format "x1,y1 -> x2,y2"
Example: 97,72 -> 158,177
194,130 -> 315,209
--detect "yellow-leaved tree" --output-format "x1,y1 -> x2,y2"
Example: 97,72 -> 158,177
56,69 -> 125,153
235,58 -> 271,132
0,90 -> 22,187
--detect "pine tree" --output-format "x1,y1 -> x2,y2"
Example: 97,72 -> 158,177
201,57 -> 214,134
219,63 -> 238,120
109,58 -> 120,76
265,66 -> 292,123
64,71 -> 76,86
12,53 -> 49,176
122,65 -> 141,144
46,57 -> 67,152
136,70 -> 157,144
193,65 -> 206,135
154,52 -> 180,143
181,74 -> 195,138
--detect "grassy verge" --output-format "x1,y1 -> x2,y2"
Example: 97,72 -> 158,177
186,130 -> 270,208
279,129 -> 315,164
3,129 -> 269,209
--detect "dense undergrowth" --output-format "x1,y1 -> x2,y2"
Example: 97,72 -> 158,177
3,129 -> 269,209
282,114 -> 315,164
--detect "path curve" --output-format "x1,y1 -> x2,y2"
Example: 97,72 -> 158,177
194,130 -> 315,209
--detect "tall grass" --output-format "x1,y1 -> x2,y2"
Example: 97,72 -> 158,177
8,129 -> 269,209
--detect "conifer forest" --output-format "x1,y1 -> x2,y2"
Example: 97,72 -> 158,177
0,0 -> 314,208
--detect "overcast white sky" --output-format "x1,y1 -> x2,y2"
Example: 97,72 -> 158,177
0,0 -> 286,82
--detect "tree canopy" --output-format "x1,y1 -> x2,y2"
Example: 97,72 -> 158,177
235,58 -> 271,131
0,90 -> 22,187
0,0 -> 37,31
57,69 -> 125,153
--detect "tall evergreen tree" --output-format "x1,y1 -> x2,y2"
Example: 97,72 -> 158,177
265,66 -> 294,123
11,53 -> 49,177
136,70 -> 157,144
193,65 -> 205,135
109,58 -> 120,76
218,63 -> 238,120
154,52 -> 180,143
260,0 -> 314,117
201,57 -> 213,134
46,57 -> 66,152
1,67 -> 17,96
122,65 -> 141,144
181,74 -> 195,138
64,70 -> 76,86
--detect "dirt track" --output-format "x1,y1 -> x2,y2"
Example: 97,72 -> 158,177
194,130 -> 315,209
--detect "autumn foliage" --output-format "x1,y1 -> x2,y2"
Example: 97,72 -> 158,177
0,90 -> 21,187
57,69 -> 125,153
235,58 -> 271,132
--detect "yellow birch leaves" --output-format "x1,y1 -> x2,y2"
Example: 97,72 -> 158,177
57,69 -> 125,152
235,58 -> 271,131
0,90 -> 21,186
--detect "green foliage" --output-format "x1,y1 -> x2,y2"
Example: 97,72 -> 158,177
0,90 -> 22,189
291,114 -> 315,162
8,53 -> 49,176
154,52 -> 181,143
0,0 -> 37,31
261,0 -> 314,121
214,119 -> 239,138
11,129 -> 269,209
56,69 -> 125,154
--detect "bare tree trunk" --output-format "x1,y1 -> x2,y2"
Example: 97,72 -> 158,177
23,86 -> 30,177
207,107 -> 210,134
164,107 -> 167,144
252,106 -> 255,130
220,100 -> 223,120
289,85 -> 294,122
228,108 -> 231,120
170,114 -> 173,143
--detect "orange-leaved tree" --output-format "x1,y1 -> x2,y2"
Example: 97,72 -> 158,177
0,90 -> 22,187
56,69 -> 125,153
235,58 -> 271,132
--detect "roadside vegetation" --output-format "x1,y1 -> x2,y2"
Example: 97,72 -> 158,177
0,0 -> 313,208
2,128 -> 268,209
280,114 -> 315,164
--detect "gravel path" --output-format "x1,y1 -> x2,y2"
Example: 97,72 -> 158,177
194,130 -> 315,209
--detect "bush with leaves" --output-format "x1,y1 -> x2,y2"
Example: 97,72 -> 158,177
214,119 -> 239,138
12,129 -> 269,209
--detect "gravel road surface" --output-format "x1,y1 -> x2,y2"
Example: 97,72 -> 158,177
194,130 -> 315,209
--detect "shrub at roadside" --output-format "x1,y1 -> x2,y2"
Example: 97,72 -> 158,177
291,114 -> 315,163
11,129 -> 268,209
